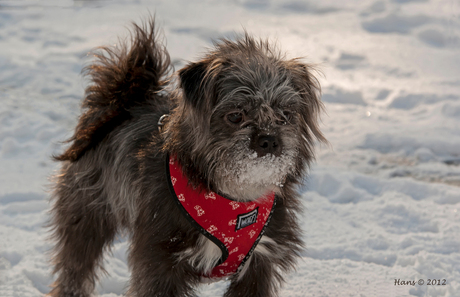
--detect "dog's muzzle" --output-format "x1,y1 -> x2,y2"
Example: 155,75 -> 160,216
250,134 -> 282,157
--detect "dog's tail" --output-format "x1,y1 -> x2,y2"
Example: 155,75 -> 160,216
54,19 -> 171,162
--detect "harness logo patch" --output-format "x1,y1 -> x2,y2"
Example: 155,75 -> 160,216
235,207 -> 259,231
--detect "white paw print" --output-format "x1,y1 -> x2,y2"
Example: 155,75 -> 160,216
224,237 -> 234,244
229,247 -> 239,254
229,201 -> 240,210
207,225 -> 218,232
204,192 -> 216,200
194,205 -> 205,216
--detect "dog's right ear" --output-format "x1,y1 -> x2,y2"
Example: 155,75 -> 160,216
178,61 -> 209,109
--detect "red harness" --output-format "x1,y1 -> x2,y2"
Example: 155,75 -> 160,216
166,156 -> 276,278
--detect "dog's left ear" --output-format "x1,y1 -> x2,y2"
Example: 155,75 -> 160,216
178,61 -> 209,110
179,58 -> 228,111
284,60 -> 327,144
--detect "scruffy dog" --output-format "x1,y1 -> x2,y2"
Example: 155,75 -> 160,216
48,19 -> 325,297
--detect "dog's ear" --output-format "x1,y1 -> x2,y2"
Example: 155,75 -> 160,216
285,60 -> 327,144
178,61 -> 209,109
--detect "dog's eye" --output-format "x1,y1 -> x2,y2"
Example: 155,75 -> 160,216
227,112 -> 244,124
277,111 -> 293,125
283,111 -> 293,121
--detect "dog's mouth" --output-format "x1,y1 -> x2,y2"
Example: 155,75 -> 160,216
213,148 -> 297,201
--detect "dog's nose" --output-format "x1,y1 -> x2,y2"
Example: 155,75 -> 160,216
252,135 -> 282,157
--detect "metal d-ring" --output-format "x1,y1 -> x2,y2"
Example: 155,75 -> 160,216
158,114 -> 170,133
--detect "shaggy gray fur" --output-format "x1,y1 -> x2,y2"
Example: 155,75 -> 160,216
48,19 -> 326,297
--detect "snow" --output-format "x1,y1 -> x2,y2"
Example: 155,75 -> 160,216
1,0 -> 459,296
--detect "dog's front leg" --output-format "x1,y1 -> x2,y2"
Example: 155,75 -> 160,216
128,236 -> 201,296
127,208 -> 201,297
223,250 -> 281,297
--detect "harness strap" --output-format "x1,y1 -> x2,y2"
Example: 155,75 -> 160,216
166,155 -> 276,278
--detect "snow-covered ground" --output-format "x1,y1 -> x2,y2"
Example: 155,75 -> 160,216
1,0 -> 459,296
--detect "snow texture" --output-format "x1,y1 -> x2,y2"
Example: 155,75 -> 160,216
1,0 -> 459,296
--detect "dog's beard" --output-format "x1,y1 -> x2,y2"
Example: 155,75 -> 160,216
214,144 -> 297,201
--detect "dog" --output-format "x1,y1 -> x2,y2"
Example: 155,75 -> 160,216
48,18 -> 326,297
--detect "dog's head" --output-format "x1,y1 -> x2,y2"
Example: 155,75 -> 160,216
164,35 -> 326,201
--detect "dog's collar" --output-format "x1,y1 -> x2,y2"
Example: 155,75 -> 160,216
166,154 -> 276,279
